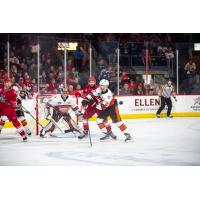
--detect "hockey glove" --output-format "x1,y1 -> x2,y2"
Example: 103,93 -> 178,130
81,99 -> 89,107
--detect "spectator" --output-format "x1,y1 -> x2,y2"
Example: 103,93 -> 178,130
98,65 -> 113,81
56,72 -> 64,85
184,59 -> 196,77
68,85 -> 74,95
29,63 -> 37,79
40,86 -> 48,94
120,83 -> 131,95
67,59 -> 73,72
120,71 -> 130,85
165,47 -> 174,60
49,65 -> 55,74
52,88 -> 58,94
31,85 -> 38,95
23,72 -> 31,87
137,84 -> 144,95
148,79 -> 158,95
48,78 -> 57,92
128,79 -> 138,94
40,71 -> 47,84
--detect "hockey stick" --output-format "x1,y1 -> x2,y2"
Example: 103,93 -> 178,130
47,116 -> 66,135
21,105 -> 45,128
22,105 -> 63,136
82,105 -> 92,147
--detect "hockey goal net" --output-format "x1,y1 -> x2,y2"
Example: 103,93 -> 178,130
22,94 -> 79,136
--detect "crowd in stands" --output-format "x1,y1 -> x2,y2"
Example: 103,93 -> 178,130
0,33 -> 199,95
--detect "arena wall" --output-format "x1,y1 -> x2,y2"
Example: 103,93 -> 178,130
4,95 -> 200,128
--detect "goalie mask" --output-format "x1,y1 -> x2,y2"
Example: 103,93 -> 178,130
61,87 -> 69,99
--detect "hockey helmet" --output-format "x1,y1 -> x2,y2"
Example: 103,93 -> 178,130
99,79 -> 109,87
4,77 -> 13,83
88,76 -> 96,83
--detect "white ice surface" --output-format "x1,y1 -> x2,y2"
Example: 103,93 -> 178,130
0,118 -> 200,166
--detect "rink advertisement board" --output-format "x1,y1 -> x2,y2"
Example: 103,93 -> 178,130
3,95 -> 200,128
116,95 -> 200,118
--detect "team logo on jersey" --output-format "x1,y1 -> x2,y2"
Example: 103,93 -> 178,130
194,97 -> 200,105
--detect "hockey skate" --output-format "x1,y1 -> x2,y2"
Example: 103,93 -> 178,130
109,132 -> 117,140
78,131 -> 88,139
100,132 -> 110,141
124,133 -> 132,142
167,115 -> 173,118
26,130 -> 32,136
39,129 -> 46,138
23,136 -> 28,142
64,128 -> 76,134
156,114 -> 161,118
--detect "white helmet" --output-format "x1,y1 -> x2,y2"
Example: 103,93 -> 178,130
99,79 -> 109,87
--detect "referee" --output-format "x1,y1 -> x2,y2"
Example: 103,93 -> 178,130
156,79 -> 177,118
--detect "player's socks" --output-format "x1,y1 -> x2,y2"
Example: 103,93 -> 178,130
21,119 -> 32,136
17,127 -> 27,141
104,120 -> 112,132
24,127 -> 32,136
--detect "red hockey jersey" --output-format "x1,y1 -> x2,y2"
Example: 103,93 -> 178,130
0,84 -> 17,108
75,84 -> 98,98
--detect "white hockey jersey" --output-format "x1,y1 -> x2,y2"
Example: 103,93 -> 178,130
86,87 -> 115,110
47,95 -> 81,115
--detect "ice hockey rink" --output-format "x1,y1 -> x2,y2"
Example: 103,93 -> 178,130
0,117 -> 200,166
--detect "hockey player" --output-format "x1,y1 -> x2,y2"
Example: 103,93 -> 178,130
40,87 -> 83,137
156,79 -> 177,118
0,86 -> 32,136
77,76 -> 112,139
82,79 -> 132,142
0,78 -> 27,141
15,86 -> 32,136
